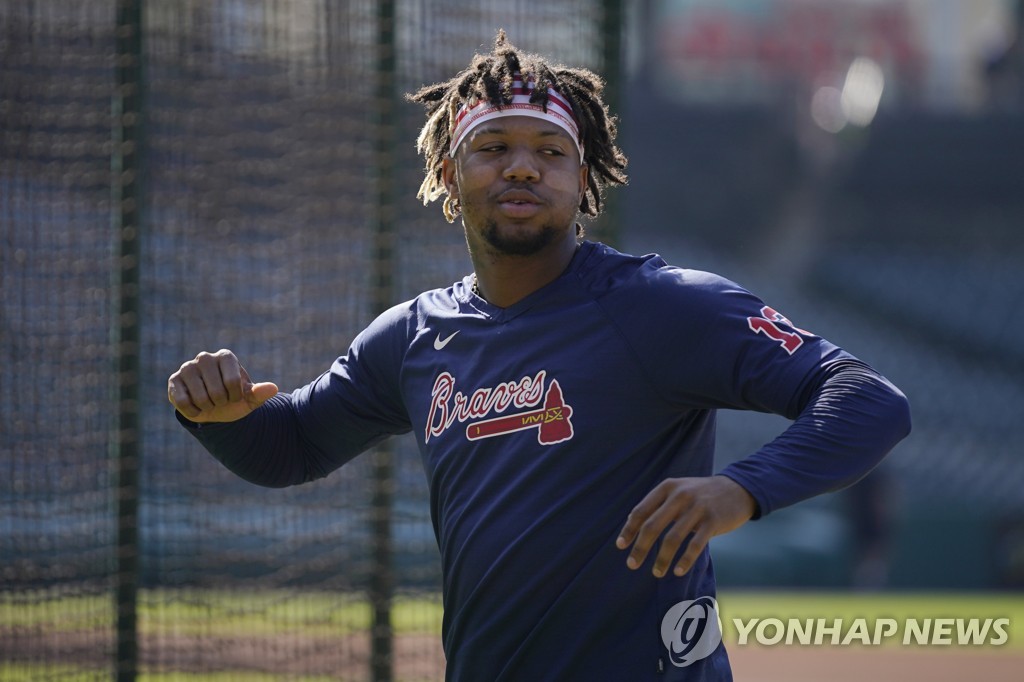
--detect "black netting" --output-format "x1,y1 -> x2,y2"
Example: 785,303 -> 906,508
2,1 -> 614,679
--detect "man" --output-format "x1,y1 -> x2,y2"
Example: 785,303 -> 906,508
168,32 -> 911,681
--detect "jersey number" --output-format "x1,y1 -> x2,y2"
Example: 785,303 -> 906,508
747,305 -> 805,355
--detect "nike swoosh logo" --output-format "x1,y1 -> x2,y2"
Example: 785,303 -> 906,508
434,330 -> 459,350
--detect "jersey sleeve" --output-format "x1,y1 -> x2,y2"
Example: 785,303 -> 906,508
718,358 -> 910,516
290,302 -> 413,459
609,264 -> 910,516
178,302 -> 414,487
617,266 -> 834,415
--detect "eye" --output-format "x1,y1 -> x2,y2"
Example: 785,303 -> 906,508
541,147 -> 566,157
479,143 -> 505,153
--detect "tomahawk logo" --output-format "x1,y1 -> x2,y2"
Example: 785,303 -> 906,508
660,597 -> 723,668
465,380 -> 573,445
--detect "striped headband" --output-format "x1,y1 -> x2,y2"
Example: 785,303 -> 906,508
448,74 -> 584,162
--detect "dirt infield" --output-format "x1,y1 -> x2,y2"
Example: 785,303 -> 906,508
4,630 -> 1023,681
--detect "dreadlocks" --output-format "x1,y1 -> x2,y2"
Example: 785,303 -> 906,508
407,30 -> 628,223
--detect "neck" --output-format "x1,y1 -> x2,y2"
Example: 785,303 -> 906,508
470,231 -> 579,308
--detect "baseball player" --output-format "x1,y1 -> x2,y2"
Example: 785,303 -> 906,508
168,32 -> 910,681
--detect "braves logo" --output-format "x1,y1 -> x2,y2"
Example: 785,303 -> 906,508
425,370 -> 574,446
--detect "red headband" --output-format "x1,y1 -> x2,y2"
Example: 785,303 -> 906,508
449,74 -> 584,162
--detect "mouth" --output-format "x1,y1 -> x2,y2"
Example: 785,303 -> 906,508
496,189 -> 543,206
495,189 -> 543,218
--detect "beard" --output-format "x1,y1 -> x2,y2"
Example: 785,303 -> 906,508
478,219 -> 562,256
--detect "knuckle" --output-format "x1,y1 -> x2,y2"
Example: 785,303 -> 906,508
682,536 -> 701,556
665,523 -> 691,543
667,493 -> 695,514
654,479 -> 675,495
636,518 -> 661,542
626,506 -> 650,525
630,536 -> 651,554
195,351 -> 216,366
638,516 -> 657,532
683,536 -> 707,561
188,387 -> 211,406
665,482 -> 692,500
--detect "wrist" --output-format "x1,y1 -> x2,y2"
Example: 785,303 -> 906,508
713,474 -> 758,521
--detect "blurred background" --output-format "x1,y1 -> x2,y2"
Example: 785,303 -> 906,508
2,0 -> 1023,679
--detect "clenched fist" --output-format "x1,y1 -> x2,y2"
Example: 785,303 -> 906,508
168,349 -> 278,423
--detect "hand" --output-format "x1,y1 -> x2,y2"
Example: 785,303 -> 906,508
616,475 -> 757,578
167,349 -> 278,423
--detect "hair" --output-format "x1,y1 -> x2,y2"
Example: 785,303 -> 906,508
407,30 -> 628,223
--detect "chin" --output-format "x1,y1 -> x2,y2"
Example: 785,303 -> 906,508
481,223 -> 557,254
481,222 -> 561,256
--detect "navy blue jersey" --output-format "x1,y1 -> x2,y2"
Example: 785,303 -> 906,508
180,241 -> 910,680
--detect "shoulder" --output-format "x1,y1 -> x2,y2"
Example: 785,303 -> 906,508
359,299 -> 418,343
580,241 -> 751,316
355,281 -> 471,355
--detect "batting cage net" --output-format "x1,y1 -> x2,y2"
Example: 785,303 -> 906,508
1,1 -> 617,679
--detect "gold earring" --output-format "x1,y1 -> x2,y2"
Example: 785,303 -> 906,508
443,195 -> 461,223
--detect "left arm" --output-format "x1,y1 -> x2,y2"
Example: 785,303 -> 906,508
617,358 -> 911,578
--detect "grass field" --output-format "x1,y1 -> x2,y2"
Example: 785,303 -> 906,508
2,589 -> 1022,680
720,590 -> 1024,647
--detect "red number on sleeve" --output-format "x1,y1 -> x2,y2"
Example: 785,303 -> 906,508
747,305 -> 805,355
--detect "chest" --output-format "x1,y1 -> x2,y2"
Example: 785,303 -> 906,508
402,302 -> 680,464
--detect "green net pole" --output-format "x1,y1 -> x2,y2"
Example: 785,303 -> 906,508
113,1 -> 144,679
370,1 -> 397,680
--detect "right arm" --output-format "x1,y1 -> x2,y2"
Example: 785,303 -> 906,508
168,310 -> 412,487
169,349 -> 324,487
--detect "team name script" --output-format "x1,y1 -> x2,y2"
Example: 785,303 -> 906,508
425,370 -> 547,443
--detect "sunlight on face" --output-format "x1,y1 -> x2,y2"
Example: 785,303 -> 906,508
445,116 -> 587,258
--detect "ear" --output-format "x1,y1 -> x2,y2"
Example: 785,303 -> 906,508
442,157 -> 459,200
578,162 -> 589,202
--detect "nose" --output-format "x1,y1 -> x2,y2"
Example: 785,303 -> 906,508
503,146 -> 539,183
